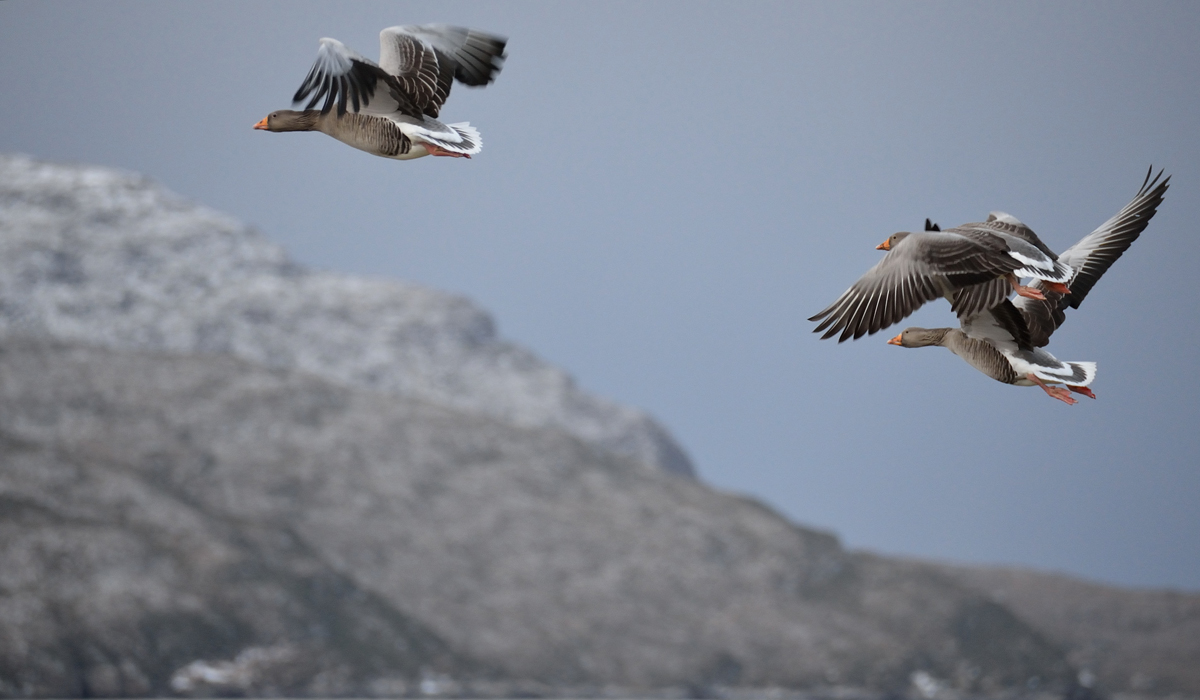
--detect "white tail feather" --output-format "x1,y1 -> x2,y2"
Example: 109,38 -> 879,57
1067,361 -> 1098,386
395,118 -> 484,156
417,122 -> 482,156
1033,360 -> 1097,386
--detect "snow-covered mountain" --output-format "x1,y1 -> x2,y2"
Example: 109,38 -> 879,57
0,154 -> 692,477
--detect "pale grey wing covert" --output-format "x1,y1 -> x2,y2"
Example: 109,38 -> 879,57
946,220 -> 1072,284
974,213 -> 1059,260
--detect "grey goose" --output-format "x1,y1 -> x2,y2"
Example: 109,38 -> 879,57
810,211 -> 1075,343
254,24 -> 506,160
888,302 -> 1099,405
887,168 -> 1170,404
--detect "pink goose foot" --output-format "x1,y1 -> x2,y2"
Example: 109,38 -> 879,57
1068,385 -> 1097,399
1028,373 -> 1077,405
1007,275 -> 1046,301
423,144 -> 470,158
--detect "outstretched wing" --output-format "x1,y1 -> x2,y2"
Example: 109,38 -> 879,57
809,232 -> 1011,342
379,25 -> 507,118
809,251 -> 944,342
1014,167 -> 1170,346
1058,167 -> 1170,309
292,38 -> 419,117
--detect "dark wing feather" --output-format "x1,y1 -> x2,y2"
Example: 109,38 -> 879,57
949,277 -> 1010,319
987,299 -> 1034,351
407,24 -> 508,86
379,25 -> 507,118
292,38 -> 417,117
377,28 -> 445,117
1013,167 -> 1170,346
1010,291 -> 1064,348
293,39 -> 379,116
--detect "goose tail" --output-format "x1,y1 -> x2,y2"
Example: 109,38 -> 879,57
421,122 -> 482,156
1033,360 -> 1097,387
1065,361 -> 1098,387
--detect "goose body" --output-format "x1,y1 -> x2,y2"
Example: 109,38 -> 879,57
810,212 -> 1073,342
885,168 -> 1170,404
255,110 -> 480,160
254,25 -> 506,160
889,303 -> 1097,404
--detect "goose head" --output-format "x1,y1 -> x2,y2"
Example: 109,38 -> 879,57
876,231 -> 913,251
253,110 -> 319,132
887,327 -> 950,347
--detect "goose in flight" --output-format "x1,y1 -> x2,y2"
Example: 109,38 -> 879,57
887,301 -> 1098,405
810,210 -> 1077,342
254,24 -> 507,160
886,168 -> 1170,404
806,168 -> 1180,343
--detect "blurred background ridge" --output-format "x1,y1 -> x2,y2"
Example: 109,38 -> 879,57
1,154 -> 1197,698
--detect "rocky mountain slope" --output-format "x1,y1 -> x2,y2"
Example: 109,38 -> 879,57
0,154 -> 692,477
949,566 -> 1200,697
0,156 -> 1197,698
1,339 -> 1078,697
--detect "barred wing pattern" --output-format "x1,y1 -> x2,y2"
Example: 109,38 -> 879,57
292,25 -> 507,120
379,25 -> 507,118
376,28 -> 446,117
390,26 -> 506,81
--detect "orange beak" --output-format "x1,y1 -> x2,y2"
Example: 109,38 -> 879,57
887,333 -> 903,346
253,116 -> 269,130
876,239 -> 891,251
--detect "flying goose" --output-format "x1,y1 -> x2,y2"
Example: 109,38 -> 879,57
810,211 -> 1075,343
254,24 -> 507,160
801,163 -> 1185,343
887,302 -> 1098,405
887,168 -> 1170,404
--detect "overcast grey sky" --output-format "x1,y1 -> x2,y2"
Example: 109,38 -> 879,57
3,1 -> 1198,591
